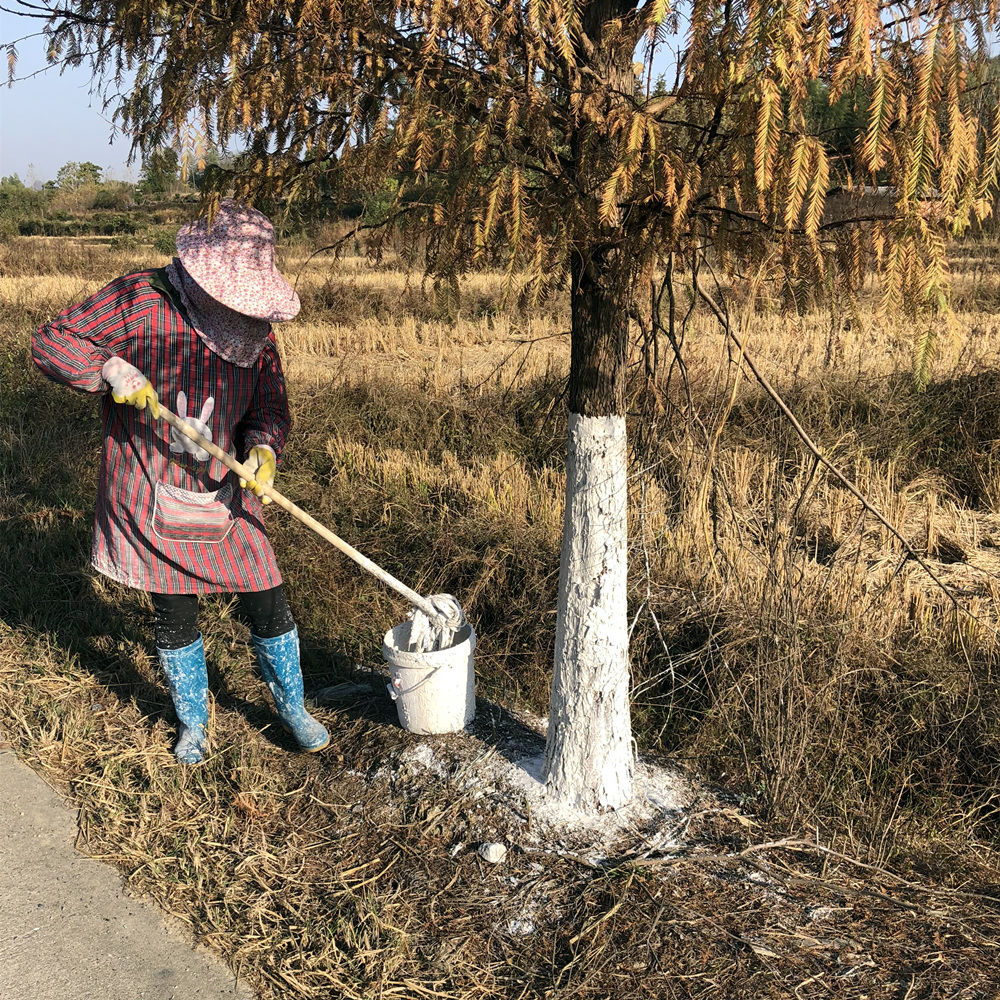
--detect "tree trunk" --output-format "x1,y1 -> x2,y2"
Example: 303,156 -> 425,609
544,249 -> 634,811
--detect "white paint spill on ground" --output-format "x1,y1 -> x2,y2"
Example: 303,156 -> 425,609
470,748 -> 692,854
386,711 -> 693,863
351,711 -> 698,938
398,741 -> 450,778
505,917 -> 536,936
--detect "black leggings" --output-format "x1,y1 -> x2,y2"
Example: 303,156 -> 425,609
151,585 -> 295,649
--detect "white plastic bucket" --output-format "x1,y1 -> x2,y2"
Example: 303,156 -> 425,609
382,622 -> 476,734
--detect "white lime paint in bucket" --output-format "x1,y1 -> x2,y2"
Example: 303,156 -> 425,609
382,622 -> 476,734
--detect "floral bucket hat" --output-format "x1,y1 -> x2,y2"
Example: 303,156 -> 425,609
176,199 -> 300,324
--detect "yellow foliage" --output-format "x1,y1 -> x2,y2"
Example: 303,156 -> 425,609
35,0 -> 1000,347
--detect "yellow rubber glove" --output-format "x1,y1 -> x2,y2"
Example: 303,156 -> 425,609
101,357 -> 160,418
240,445 -> 277,504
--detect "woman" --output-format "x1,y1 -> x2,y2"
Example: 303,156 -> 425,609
32,200 -> 328,764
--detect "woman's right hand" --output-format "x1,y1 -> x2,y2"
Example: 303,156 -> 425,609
101,356 -> 159,417
240,446 -> 276,504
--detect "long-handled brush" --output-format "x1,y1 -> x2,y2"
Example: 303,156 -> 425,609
158,406 -> 465,652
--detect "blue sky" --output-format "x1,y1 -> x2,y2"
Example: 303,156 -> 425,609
1,8 -> 135,182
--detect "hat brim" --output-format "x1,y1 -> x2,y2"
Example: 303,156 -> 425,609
176,232 -> 300,322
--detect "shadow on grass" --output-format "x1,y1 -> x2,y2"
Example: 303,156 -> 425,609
0,509 -> 424,754
6,359 -> 597,778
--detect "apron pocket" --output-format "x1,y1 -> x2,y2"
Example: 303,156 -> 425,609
152,481 -> 235,544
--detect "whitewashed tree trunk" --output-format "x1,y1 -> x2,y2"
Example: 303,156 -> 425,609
544,412 -> 633,810
542,3 -> 639,811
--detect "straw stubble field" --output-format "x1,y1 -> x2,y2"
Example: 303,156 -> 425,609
3,235 -> 1000,997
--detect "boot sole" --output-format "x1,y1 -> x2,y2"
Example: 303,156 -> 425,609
280,723 -> 330,753
303,735 -> 331,753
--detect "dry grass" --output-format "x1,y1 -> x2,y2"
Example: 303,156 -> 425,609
3,234 -> 1000,997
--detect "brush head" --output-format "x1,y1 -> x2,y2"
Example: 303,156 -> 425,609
406,593 -> 467,652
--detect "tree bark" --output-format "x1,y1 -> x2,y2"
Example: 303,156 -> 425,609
544,250 -> 634,811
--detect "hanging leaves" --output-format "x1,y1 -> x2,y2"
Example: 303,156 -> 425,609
784,136 -> 811,231
863,62 -> 893,172
804,142 -> 829,245
755,77 -> 782,206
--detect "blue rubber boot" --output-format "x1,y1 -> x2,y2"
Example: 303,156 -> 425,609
156,636 -> 210,765
252,628 -> 330,752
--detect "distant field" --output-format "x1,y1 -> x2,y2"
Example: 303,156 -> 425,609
3,235 -> 1000,997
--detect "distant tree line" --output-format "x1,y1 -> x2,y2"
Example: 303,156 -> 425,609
0,139 -> 400,241
0,144 -> 234,239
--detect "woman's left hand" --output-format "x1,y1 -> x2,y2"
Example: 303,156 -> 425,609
240,445 -> 276,504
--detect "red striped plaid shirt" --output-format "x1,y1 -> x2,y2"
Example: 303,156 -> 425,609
32,269 -> 290,595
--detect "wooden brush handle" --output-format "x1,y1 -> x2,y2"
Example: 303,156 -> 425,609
159,406 -> 439,618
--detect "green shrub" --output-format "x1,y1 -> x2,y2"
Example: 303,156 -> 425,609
17,218 -> 91,236
151,228 -> 176,255
0,175 -> 47,221
93,185 -> 135,211
109,233 -> 141,251
102,215 -> 137,236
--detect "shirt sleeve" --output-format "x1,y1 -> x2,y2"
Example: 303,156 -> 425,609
235,333 -> 292,462
32,277 -> 139,393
